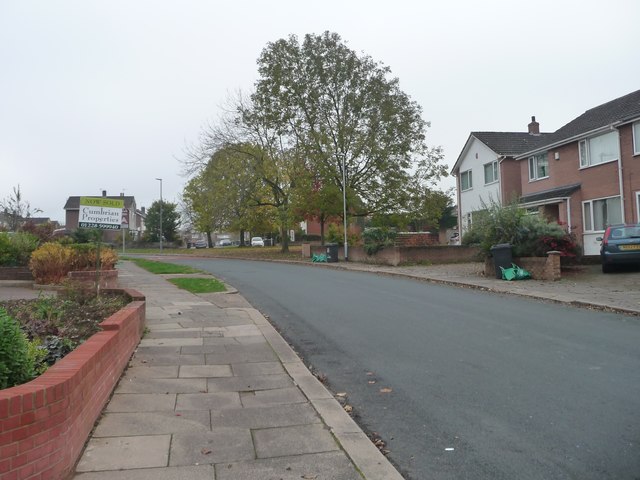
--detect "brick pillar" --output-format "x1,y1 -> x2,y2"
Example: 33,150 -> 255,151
546,251 -> 561,281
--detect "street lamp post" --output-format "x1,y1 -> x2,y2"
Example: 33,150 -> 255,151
155,178 -> 163,253
341,155 -> 348,261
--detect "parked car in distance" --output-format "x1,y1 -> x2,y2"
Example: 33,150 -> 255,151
194,240 -> 208,248
251,236 -> 265,247
218,239 -> 232,247
597,223 -> 640,273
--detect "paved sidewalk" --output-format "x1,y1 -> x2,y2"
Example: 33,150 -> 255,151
72,261 -> 402,480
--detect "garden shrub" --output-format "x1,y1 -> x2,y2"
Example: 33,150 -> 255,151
0,308 -> 36,389
29,243 -> 73,284
362,227 -> 397,255
462,200 -> 579,258
0,232 -> 39,266
29,243 -> 118,284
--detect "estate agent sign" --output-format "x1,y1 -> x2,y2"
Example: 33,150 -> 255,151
79,197 -> 124,230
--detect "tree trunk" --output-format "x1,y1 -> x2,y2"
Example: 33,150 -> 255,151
206,231 -> 213,248
320,215 -> 326,245
239,229 -> 245,247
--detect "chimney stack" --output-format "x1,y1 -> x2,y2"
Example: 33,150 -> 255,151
102,190 -> 107,197
528,116 -> 540,135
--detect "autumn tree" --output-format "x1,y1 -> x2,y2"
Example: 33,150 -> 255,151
251,32 -> 447,224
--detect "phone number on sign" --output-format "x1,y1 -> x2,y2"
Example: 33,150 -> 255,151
79,222 -> 121,230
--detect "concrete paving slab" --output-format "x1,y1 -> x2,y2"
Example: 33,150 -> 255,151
75,435 -> 171,472
215,451 -> 362,480
179,364 -> 233,378
106,393 -> 177,412
240,387 -> 307,408
146,322 -> 184,330
93,411 -> 210,437
207,374 -> 294,393
210,403 -> 320,429
175,391 -> 241,410
121,366 -> 179,379
169,429 -> 255,466
129,353 -> 205,366
205,349 -> 278,365
253,424 -> 339,459
139,338 -> 203,347
180,344 -> 227,355
114,377 -> 207,394
231,361 -> 285,377
74,465 -> 215,480
222,324 -> 262,337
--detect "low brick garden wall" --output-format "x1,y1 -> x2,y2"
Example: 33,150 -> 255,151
484,251 -> 562,281
0,288 -> 145,480
347,245 -> 481,266
0,267 -> 33,281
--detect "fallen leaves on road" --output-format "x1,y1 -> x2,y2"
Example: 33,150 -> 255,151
379,387 -> 393,393
200,448 -> 212,455
336,392 -> 347,398
344,405 -> 353,413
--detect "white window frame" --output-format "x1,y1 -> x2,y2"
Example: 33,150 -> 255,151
461,170 -> 473,191
528,153 -> 549,181
582,195 -> 623,232
579,130 -> 620,168
633,121 -> 640,156
636,191 -> 640,222
483,161 -> 498,185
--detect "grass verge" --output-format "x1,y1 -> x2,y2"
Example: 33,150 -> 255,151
122,257 -> 203,274
168,277 -> 226,293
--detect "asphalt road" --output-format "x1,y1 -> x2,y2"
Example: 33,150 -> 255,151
168,257 -> 640,480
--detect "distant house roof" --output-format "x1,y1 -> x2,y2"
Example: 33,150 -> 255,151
472,132 -> 552,157
64,195 -> 136,210
451,131 -> 551,174
518,89 -> 640,157
520,183 -> 582,205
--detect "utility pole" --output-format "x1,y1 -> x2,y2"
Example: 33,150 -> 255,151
156,178 -> 163,253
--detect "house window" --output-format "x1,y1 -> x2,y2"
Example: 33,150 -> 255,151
484,161 -> 498,184
633,121 -> 640,155
528,153 -> 549,181
583,196 -> 622,232
461,170 -> 473,191
579,131 -> 619,168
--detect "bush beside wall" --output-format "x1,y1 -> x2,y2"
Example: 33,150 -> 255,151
0,288 -> 145,480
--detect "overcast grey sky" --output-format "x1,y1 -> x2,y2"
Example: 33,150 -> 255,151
2,0 -> 638,223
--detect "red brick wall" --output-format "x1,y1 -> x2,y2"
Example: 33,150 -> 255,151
394,233 -> 439,247
500,157 -> 523,203
619,123 -> 640,222
484,252 -> 561,280
0,268 -> 32,281
348,246 -> 481,266
0,288 -> 145,480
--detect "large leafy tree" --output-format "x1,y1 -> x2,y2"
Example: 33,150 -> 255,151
144,200 -> 181,243
251,32 -> 446,220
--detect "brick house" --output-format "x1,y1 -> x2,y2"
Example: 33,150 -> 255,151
451,118 -> 551,236
64,191 -> 146,242
453,89 -> 640,255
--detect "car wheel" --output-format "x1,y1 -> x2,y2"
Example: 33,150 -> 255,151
602,263 -> 614,273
